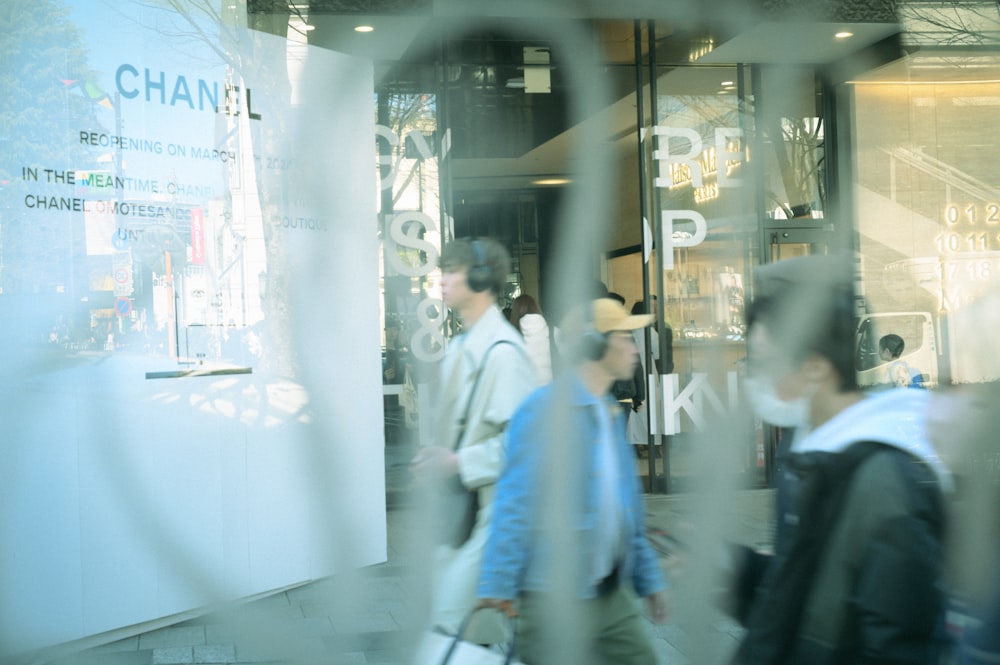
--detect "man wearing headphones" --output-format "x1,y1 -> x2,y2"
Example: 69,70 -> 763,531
410,237 -> 538,644
476,298 -> 669,665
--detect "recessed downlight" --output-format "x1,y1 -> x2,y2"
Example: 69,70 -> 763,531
354,25 -> 374,33
835,31 -> 854,39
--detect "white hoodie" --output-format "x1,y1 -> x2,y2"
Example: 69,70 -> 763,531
792,387 -> 952,490
518,313 -> 552,383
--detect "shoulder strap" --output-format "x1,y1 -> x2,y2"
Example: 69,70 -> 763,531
451,339 -> 519,450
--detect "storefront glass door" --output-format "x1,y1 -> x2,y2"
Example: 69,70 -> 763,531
631,63 -> 760,491
610,56 -> 837,491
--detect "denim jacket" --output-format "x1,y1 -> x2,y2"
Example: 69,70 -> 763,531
477,373 -> 667,601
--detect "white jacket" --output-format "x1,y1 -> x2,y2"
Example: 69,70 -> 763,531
518,313 -> 553,383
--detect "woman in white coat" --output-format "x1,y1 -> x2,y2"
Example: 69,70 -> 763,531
510,294 -> 553,383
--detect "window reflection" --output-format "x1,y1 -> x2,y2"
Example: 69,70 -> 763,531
851,54 -> 1000,386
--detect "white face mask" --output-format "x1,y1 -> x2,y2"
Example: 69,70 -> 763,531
744,374 -> 811,428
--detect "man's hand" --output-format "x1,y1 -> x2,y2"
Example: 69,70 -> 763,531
645,590 -> 669,624
475,598 -> 518,618
410,446 -> 460,482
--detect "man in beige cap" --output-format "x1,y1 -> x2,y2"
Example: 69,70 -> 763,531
477,298 -> 668,665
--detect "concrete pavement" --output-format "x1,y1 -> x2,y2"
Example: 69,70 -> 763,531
37,482 -> 774,665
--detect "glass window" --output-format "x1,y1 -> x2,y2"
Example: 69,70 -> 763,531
850,52 -> 1000,386
376,86 -> 442,446
758,65 -> 826,222
640,64 -> 761,489
654,65 -> 755,348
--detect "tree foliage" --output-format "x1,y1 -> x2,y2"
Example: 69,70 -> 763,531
0,0 -> 105,294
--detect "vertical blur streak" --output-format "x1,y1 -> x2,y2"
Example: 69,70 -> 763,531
406,3 -> 749,663
682,398 -> 751,663
495,6 -> 625,665
283,40 -> 384,665
535,11 -> 616,665
400,6 -> 620,663
932,292 -> 1000,624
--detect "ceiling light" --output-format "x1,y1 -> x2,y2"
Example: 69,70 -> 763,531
721,80 -> 734,86
532,177 -> 570,186
835,31 -> 854,39
354,25 -> 374,33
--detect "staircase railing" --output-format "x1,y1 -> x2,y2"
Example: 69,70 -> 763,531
879,145 -> 1000,204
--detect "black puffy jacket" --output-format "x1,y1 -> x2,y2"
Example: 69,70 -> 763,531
731,441 -> 947,665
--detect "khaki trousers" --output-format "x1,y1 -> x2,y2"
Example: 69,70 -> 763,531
515,586 -> 658,665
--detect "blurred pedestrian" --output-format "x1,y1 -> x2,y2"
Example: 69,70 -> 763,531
731,255 -> 950,665
410,237 -> 537,645
509,294 -> 553,383
477,298 -> 668,665
626,302 -> 652,453
382,316 -> 406,384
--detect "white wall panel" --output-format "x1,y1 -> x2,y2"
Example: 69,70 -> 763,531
0,3 -> 384,657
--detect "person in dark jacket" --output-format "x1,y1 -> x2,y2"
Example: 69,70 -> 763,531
731,254 -> 951,665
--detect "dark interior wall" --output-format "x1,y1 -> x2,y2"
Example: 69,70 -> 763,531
451,194 -> 527,248
534,186 -> 607,324
439,32 -> 570,159
450,185 -> 598,324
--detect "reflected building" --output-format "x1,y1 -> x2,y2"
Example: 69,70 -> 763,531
280,0 -> 999,488
3,0 -> 999,658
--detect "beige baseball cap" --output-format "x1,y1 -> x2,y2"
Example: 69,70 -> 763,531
561,298 -> 653,336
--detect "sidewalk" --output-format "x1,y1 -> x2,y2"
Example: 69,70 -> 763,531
41,484 -> 774,665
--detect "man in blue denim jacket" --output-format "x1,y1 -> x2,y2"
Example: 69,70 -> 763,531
477,298 -> 668,665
